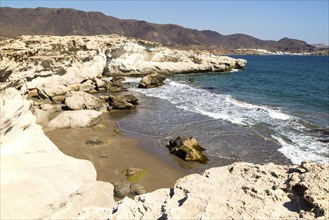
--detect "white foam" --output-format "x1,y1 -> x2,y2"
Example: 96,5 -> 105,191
131,79 -> 329,164
273,135 -> 329,164
268,110 -> 291,120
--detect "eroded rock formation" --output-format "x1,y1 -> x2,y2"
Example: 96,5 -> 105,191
0,35 -> 246,99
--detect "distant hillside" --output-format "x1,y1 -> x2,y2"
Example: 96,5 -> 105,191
0,7 -> 316,53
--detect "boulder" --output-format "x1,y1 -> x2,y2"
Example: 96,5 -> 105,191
48,110 -> 102,129
138,74 -> 166,88
64,91 -> 107,111
107,95 -> 135,110
79,79 -> 96,92
120,94 -> 139,105
122,168 -> 148,182
34,77 -> 68,99
112,181 -> 146,198
167,136 -> 208,163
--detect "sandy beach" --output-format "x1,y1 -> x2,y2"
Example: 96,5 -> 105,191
46,110 -> 189,194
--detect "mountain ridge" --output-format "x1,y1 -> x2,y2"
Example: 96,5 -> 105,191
0,7 -> 320,53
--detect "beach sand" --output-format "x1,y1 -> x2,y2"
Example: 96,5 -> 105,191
45,110 -> 189,193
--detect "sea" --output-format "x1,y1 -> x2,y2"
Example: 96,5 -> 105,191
119,55 -> 329,167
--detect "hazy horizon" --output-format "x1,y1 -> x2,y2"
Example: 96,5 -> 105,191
1,0 -> 328,45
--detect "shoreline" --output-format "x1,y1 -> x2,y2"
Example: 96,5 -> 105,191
45,110 -> 190,194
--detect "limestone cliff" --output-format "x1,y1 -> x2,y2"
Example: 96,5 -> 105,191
0,35 -> 246,99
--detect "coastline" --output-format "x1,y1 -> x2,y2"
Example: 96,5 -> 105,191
1,35 -> 328,219
45,110 -> 189,194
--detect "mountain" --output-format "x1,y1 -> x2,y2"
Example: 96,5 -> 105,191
0,7 -> 317,53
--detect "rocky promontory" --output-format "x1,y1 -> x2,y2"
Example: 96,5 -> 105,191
0,35 -> 246,99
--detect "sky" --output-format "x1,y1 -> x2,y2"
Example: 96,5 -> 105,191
1,0 -> 328,44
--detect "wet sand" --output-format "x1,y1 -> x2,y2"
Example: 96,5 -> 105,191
45,110 -> 189,193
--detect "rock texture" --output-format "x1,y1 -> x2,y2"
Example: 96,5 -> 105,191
0,88 -> 115,219
167,136 -> 208,163
64,91 -> 107,111
0,35 -> 246,96
48,110 -> 103,129
81,162 -> 329,219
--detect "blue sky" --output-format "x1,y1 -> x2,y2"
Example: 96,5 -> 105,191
1,0 -> 328,44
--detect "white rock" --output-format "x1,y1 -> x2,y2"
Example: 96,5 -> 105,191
48,110 -> 103,128
64,91 -> 105,111
0,88 -> 113,219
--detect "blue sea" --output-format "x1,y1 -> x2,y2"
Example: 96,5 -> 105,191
120,55 -> 329,166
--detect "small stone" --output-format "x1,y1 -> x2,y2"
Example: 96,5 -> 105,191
93,124 -> 106,130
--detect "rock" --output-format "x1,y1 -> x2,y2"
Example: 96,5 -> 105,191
130,183 -> 146,195
235,59 -> 248,69
167,136 -> 208,163
0,35 -> 246,96
94,78 -> 108,89
105,162 -> 329,219
122,168 -> 148,182
85,136 -> 111,145
112,181 -> 146,198
112,181 -> 131,198
0,88 -> 114,219
64,91 -> 107,111
107,95 -> 135,110
138,73 -> 166,88
85,139 -> 104,145
51,95 -> 66,103
121,94 -> 139,105
40,103 -> 63,113
34,77 -> 68,99
79,79 -> 97,93
33,108 -> 51,126
93,124 -> 106,130
48,110 -> 102,128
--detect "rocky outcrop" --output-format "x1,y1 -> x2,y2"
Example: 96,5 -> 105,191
1,89 -> 328,219
48,110 -> 103,129
0,35 -> 246,96
167,136 -> 208,163
138,73 -> 166,88
79,162 -> 329,219
0,88 -> 115,219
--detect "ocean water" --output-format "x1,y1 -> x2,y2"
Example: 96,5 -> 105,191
120,55 -> 329,166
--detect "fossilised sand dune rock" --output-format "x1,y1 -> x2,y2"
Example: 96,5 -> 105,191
0,35 -> 246,94
0,88 -> 115,219
48,109 -> 103,129
78,162 -> 328,220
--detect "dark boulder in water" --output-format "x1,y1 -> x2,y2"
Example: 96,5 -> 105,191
167,136 -> 208,163
138,73 -> 166,88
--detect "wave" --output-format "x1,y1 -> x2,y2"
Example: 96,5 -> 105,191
131,79 -> 328,164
